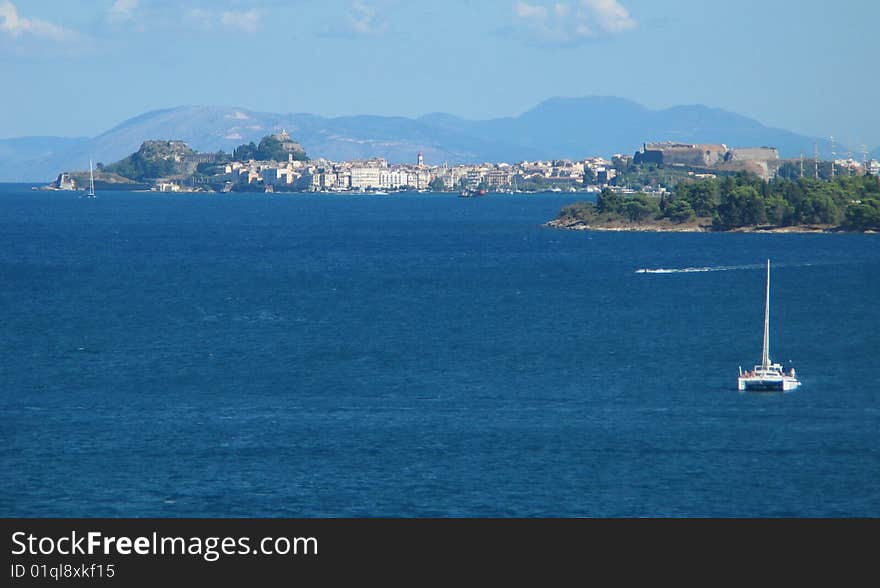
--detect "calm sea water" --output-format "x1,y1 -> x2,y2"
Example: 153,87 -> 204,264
1,185 -> 878,517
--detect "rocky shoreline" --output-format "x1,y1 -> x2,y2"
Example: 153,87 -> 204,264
544,217 -> 847,234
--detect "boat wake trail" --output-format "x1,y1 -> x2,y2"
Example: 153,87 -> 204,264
635,262 -> 815,275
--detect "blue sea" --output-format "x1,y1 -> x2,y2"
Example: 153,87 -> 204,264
1,185 -> 878,517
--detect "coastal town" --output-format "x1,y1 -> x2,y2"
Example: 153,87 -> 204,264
46,130 -> 880,196
220,146 -> 614,195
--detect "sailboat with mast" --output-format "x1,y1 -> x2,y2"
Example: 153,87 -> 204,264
737,259 -> 801,392
82,159 -> 96,198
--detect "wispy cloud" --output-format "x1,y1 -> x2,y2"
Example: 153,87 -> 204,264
220,9 -> 262,33
186,6 -> 263,33
0,0 -> 79,42
108,0 -> 139,23
346,1 -> 387,36
318,0 -> 389,39
584,0 -> 637,34
513,0 -> 636,45
103,2 -> 265,34
514,1 -> 548,20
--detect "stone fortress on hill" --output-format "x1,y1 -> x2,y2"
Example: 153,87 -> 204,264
633,142 -> 779,178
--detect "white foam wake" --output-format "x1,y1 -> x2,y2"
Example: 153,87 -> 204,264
635,263 -> 764,274
635,262 -> 815,274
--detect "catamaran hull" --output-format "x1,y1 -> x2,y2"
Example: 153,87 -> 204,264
737,377 -> 800,392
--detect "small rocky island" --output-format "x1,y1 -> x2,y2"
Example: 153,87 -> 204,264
547,174 -> 880,233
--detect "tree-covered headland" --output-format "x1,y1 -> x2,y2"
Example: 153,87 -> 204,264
103,140 -> 195,181
232,133 -> 308,163
557,172 -> 880,231
90,132 -> 309,187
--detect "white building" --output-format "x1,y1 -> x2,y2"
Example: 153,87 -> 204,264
351,166 -> 383,189
320,170 -> 337,189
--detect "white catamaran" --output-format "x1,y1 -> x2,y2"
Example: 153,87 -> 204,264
737,259 -> 801,392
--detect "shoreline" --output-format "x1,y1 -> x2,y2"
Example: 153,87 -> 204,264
544,218 -> 863,234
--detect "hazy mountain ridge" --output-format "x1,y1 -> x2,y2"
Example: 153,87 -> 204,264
0,97 -> 865,181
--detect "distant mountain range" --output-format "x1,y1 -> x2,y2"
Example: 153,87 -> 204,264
0,96 -> 869,182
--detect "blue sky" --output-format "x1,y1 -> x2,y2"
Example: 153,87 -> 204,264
1,0 -> 878,149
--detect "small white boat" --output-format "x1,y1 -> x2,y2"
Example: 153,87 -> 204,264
737,259 -> 801,392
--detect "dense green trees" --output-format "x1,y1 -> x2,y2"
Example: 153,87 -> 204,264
559,173 -> 880,231
609,162 -> 696,190
677,172 -> 877,229
104,151 -> 179,180
623,195 -> 660,221
256,136 -> 288,161
194,162 -> 226,177
232,142 -> 258,161
715,185 -> 766,228
582,167 -> 596,184
428,177 -> 448,191
232,135 -> 309,162
568,188 -> 659,223
595,187 -> 623,214
674,180 -> 719,216
664,199 -> 696,223
845,198 -> 880,230
764,193 -> 794,225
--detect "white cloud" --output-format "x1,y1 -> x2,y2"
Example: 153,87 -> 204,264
554,3 -> 570,18
109,0 -> 138,23
515,2 -> 548,20
0,0 -> 77,42
186,6 -> 262,33
220,9 -> 262,33
582,0 -> 636,34
512,0 -> 636,45
346,1 -> 386,36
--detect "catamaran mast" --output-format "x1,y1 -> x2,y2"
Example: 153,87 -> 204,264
761,259 -> 771,369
